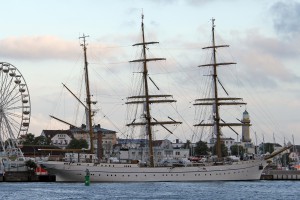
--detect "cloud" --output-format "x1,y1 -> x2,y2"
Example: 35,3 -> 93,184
0,35 -> 125,62
231,30 -> 300,88
270,1 -> 300,37
0,35 -> 79,60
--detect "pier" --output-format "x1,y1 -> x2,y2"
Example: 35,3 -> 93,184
0,171 -> 55,182
261,170 -> 300,180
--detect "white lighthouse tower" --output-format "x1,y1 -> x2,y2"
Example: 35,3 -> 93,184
241,110 -> 251,142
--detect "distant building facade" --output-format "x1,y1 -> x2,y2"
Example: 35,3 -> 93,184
115,139 -> 189,164
41,130 -> 73,149
41,124 -> 117,159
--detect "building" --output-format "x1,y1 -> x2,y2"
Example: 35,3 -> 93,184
116,139 -> 189,164
208,137 -> 235,155
41,124 -> 117,159
41,130 -> 73,149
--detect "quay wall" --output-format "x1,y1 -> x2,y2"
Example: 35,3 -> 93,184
0,171 -> 55,182
261,170 -> 300,180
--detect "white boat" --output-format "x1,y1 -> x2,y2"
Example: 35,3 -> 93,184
42,17 -> 284,182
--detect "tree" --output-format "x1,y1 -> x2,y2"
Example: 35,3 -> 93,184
34,136 -> 51,145
194,140 -> 209,156
22,133 -> 35,145
211,143 -> 228,157
230,145 -> 245,156
67,138 -> 88,149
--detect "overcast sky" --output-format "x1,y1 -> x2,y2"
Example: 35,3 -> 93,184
1,0 -> 299,145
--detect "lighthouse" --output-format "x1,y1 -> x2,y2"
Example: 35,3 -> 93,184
241,110 -> 251,142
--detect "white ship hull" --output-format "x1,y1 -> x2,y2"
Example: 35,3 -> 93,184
42,159 -> 267,182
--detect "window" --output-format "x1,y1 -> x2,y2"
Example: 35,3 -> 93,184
175,152 -> 180,155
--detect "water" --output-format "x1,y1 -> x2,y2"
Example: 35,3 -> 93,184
0,181 -> 299,200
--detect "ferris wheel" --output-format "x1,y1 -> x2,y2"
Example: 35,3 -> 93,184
0,62 -> 31,156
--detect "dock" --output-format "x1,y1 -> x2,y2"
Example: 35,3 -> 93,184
261,170 -> 300,180
0,171 -> 55,182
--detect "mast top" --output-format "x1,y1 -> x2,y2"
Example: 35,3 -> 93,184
211,18 -> 215,28
79,34 -> 90,48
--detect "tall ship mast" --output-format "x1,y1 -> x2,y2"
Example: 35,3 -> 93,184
126,14 -> 181,167
79,34 -> 95,154
194,19 -> 247,159
48,35 -> 96,153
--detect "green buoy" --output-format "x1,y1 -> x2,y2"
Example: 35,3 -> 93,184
85,169 -> 90,186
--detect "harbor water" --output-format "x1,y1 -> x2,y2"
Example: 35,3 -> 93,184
0,181 -> 299,200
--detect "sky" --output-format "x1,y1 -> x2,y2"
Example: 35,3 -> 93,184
1,0 -> 300,146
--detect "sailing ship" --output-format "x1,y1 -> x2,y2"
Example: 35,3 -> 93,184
42,17 -> 287,182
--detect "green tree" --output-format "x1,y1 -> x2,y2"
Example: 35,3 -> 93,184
230,145 -> 245,156
194,140 -> 209,156
22,133 -> 35,145
211,143 -> 228,157
67,138 -> 88,149
34,136 -> 51,145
